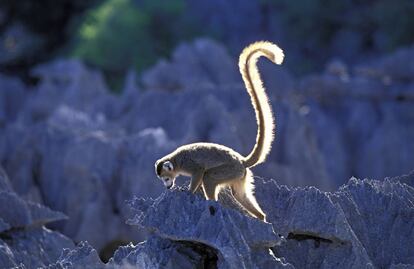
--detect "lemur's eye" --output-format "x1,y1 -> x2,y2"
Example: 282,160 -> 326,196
163,161 -> 173,171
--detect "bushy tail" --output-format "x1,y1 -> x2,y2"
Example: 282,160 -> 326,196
239,41 -> 284,168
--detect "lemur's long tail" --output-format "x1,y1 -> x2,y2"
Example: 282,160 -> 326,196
240,41 -> 284,168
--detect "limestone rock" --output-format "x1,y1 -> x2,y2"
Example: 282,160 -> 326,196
0,167 -> 74,269
126,189 -> 288,269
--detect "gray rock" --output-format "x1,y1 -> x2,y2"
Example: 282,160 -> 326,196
0,166 -> 67,228
0,191 -> 32,228
388,170 -> 414,188
1,105 -> 174,251
26,201 -> 67,227
126,188 -> 290,269
255,176 -> 414,268
256,179 -> 373,268
17,172 -> 414,269
18,59 -> 120,125
355,102 -> 414,180
0,188 -> 66,231
268,101 -> 341,189
141,38 -> 239,91
299,62 -> 414,186
0,218 -> 10,233
331,178 -> 414,268
355,45 -> 414,82
0,166 -> 12,192
0,227 -> 74,269
0,74 -> 27,127
48,241 -> 104,269
390,264 -> 414,269
119,88 -> 243,150
0,168 -> 74,269
109,236 -> 220,269
32,123 -> 136,250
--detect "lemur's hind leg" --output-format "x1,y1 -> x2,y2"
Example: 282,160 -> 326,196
230,169 -> 266,221
202,163 -> 245,200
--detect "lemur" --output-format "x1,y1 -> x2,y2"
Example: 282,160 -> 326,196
155,41 -> 284,221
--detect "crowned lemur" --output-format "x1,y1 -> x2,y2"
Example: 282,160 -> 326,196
155,41 -> 284,222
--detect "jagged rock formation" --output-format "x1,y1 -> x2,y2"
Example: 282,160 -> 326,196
0,167 -> 74,268
46,172 -> 414,269
124,189 -> 285,268
1,162 -> 413,268
257,175 -> 414,268
122,174 -> 414,268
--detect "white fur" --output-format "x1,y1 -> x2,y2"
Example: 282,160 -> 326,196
244,169 -> 265,218
239,41 -> 284,166
163,161 -> 174,171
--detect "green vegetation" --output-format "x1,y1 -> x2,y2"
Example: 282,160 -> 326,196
70,0 -> 195,91
70,0 -> 414,90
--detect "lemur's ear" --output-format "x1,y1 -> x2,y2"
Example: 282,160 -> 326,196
163,161 -> 174,171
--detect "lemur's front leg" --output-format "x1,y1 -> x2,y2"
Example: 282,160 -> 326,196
189,170 -> 204,193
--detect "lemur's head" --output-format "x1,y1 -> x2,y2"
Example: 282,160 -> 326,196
155,159 -> 177,189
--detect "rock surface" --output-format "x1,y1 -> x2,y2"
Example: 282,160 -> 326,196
256,176 -> 414,268
0,167 -> 74,269
125,189 -> 286,269
1,160 -> 413,268
47,173 -> 414,269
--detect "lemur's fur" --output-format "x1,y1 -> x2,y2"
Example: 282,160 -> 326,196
155,41 -> 284,221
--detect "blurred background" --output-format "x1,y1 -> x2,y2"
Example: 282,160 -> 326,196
0,0 -> 413,261
2,0 -> 414,87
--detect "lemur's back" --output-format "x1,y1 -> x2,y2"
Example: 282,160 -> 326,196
175,143 -> 244,170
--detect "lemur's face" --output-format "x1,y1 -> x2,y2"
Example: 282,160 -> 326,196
155,160 -> 177,189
